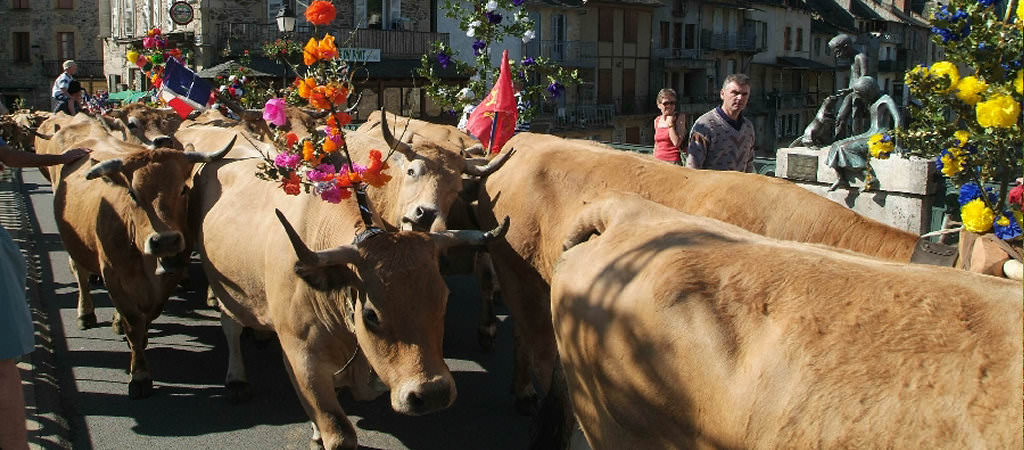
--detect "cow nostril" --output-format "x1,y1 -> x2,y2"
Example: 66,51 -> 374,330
153,136 -> 173,148
406,391 -> 425,410
414,207 -> 438,224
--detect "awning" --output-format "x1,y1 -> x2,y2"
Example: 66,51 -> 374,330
106,90 -> 151,103
196,60 -> 276,79
776,56 -> 836,71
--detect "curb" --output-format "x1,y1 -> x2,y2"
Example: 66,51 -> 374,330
0,168 -> 72,449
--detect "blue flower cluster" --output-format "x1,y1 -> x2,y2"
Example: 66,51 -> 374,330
930,4 -> 971,42
472,39 -> 487,56
436,51 -> 451,69
994,211 -> 1023,240
546,82 -> 565,98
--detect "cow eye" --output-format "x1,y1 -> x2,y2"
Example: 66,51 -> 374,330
406,168 -> 415,176
362,307 -> 382,332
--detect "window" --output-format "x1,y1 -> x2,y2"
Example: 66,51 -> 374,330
623,10 -> 637,44
598,68 -> 612,103
57,0 -> 73,8
599,9 -> 613,42
659,22 -> 670,48
814,37 -> 821,56
622,68 -> 635,112
671,0 -> 685,17
684,24 -> 694,49
796,28 -> 803,52
57,32 -> 75,61
13,32 -> 30,63
784,26 -> 791,51
12,0 -> 29,8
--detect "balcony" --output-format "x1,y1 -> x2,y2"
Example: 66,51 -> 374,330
653,47 -> 701,60
43,60 -> 104,78
523,40 -> 596,68
215,23 -> 449,59
553,104 -> 616,129
700,29 -> 758,52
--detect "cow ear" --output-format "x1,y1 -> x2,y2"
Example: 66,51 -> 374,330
294,262 -> 357,292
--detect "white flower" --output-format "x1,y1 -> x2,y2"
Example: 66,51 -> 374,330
459,87 -> 475,100
485,0 -> 498,12
467,20 -> 481,37
522,29 -> 536,43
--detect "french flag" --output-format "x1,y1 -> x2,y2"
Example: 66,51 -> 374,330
158,59 -> 212,119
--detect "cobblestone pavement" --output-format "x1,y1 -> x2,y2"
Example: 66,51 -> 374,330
1,167 -> 72,449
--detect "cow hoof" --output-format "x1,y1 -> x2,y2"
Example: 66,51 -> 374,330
206,296 -> 219,309
477,327 -> 497,352
226,381 -> 251,404
515,393 -> 539,416
77,313 -> 97,330
112,319 -> 125,335
128,379 -> 154,399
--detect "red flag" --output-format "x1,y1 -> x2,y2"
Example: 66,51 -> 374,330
466,50 -> 519,154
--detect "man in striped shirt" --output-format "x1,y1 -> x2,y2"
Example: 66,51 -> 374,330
685,74 -> 756,172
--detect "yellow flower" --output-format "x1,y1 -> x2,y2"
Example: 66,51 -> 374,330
868,133 -> 894,159
940,150 -> 964,176
904,65 -> 929,85
303,37 -> 320,66
1018,0 -> 1023,27
953,130 -> 969,147
930,61 -> 960,92
961,198 -> 995,233
954,76 -> 987,105
975,94 -> 1021,128
126,50 -> 139,64
1015,70 -> 1022,95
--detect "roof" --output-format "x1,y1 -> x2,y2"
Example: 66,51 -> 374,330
776,56 -> 837,70
196,60 -> 277,79
850,0 -> 886,20
805,0 -> 856,31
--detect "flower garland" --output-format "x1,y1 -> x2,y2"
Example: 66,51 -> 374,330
256,2 -> 392,203
125,28 -> 189,92
894,0 -> 1022,242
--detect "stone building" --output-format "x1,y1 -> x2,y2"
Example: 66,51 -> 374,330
102,0 -> 452,120
0,0 -> 106,110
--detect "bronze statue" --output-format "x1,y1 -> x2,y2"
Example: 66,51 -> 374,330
825,76 -> 901,191
830,33 -> 872,140
789,88 -> 852,148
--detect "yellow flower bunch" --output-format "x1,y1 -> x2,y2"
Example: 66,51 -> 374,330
954,76 -> 987,105
961,198 -> 995,233
1015,70 -> 1022,95
868,133 -> 895,159
975,94 -> 1021,128
929,61 -> 960,93
940,147 -> 966,176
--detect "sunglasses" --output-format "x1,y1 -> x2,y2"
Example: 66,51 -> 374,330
661,101 -> 676,105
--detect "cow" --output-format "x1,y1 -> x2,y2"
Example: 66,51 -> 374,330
175,106 -> 324,160
472,132 -> 928,417
0,110 -> 51,152
190,156 -> 509,449
553,192 -> 1023,449
41,114 -> 233,398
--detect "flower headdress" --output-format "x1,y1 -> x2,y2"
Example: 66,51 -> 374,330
125,28 -> 189,93
256,1 -> 392,221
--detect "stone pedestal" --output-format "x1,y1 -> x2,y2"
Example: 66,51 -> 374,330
775,146 -> 941,234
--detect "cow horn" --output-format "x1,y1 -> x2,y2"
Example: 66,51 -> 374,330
183,135 -> 237,163
34,130 -> 53,140
429,216 -> 510,251
378,108 -> 414,158
463,148 -> 515,177
275,209 -> 362,268
85,158 -> 125,180
344,91 -> 363,113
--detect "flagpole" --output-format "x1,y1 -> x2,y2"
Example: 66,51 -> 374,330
488,113 -> 499,154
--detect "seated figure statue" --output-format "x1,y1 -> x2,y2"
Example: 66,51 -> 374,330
790,88 -> 853,148
825,76 -> 902,191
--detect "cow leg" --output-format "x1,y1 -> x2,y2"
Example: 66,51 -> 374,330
112,301 -> 153,399
68,257 -> 97,330
206,286 -> 219,309
111,309 -> 125,335
475,251 -> 499,352
279,333 -> 358,450
221,312 -> 250,403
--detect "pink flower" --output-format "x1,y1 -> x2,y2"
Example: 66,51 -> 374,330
274,152 -> 300,169
320,184 -> 343,203
263,98 -> 287,126
1009,183 -> 1023,207
325,127 -> 343,144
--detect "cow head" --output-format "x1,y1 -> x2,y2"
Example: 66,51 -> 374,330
85,137 -> 234,273
378,111 -> 514,232
106,104 -> 182,149
276,210 -> 509,415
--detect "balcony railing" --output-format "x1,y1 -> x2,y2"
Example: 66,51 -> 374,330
553,104 -> 616,129
653,47 -> 701,59
700,29 -> 758,52
216,23 -> 449,59
523,40 -> 596,67
43,60 -> 104,78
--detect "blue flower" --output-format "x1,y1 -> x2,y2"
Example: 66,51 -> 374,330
979,0 -> 995,7
472,39 -> 487,56
522,56 -> 535,66
934,153 -> 945,172
959,22 -> 970,38
993,211 -> 1022,240
512,0 -> 525,5
951,9 -> 968,21
959,182 -> 983,207
977,42 -> 987,51
485,11 -> 502,24
436,51 -> 451,69
546,82 -> 565,98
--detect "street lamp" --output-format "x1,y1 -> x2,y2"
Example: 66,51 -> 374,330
276,3 -> 296,34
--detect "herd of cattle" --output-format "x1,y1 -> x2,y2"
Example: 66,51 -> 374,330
1,104 -> 1020,449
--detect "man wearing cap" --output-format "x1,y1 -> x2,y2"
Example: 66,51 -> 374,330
51,60 -> 77,112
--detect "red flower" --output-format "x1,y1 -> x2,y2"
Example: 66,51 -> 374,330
285,132 -> 298,148
1008,184 -> 1023,207
281,172 -> 301,195
305,1 -> 337,26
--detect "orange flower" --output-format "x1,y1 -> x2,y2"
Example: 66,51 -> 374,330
326,112 -> 352,127
303,37 -> 320,66
305,1 -> 337,26
361,149 -> 392,187
322,138 -> 337,152
281,172 -> 301,196
308,86 -> 332,109
297,78 -> 317,99
302,140 -> 316,161
285,132 -> 298,148
317,34 -> 339,60
292,77 -> 303,87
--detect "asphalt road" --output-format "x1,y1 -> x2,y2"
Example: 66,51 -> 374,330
9,166 -> 531,449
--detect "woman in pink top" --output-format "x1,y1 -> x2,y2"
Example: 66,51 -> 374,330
653,89 -> 686,164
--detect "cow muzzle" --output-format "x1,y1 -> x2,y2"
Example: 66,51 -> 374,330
401,206 -> 439,232
152,135 -> 174,148
144,231 -> 185,257
392,375 -> 456,416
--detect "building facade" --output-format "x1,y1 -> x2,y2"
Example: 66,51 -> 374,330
1,0 -> 106,110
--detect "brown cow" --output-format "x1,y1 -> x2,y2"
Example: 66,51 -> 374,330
473,132 -> 923,415
0,110 -> 51,152
175,106 -> 323,160
553,192 -> 1023,449
190,157 -> 508,449
44,116 -> 232,398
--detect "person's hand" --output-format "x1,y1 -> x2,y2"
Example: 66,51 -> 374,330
661,115 -> 674,127
60,147 -> 91,163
